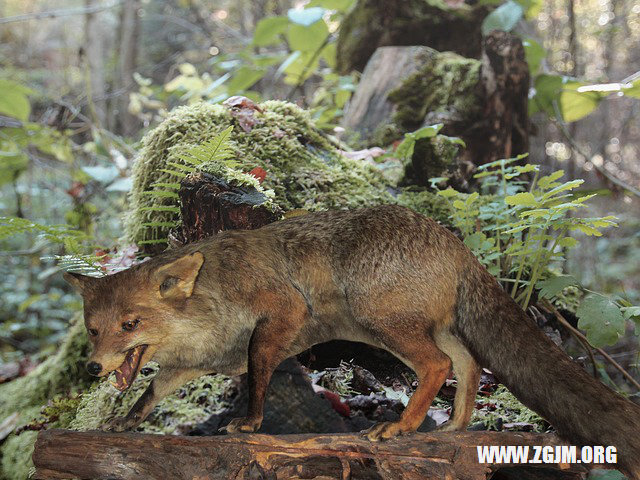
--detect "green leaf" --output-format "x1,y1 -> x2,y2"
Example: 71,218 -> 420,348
287,19 -> 329,52
505,192 -> 536,206
437,187 -> 459,198
253,16 -> 289,46
530,74 -> 564,116
522,38 -> 545,75
559,88 -> 601,123
481,1 -> 524,35
226,67 -> 266,93
0,79 -> 32,121
308,0 -> 354,11
576,295 -> 625,347
622,78 -> 640,99
537,275 -> 578,299
287,7 -> 326,26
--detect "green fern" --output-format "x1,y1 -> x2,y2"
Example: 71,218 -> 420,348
141,125 -> 237,242
0,216 -> 104,275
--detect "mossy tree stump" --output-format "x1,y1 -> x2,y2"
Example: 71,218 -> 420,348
342,32 -> 530,183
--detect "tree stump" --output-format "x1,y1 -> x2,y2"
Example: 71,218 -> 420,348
33,429 -> 599,480
170,171 -> 280,246
342,32 -> 529,174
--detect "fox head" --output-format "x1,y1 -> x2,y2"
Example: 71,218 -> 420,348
64,251 -> 204,386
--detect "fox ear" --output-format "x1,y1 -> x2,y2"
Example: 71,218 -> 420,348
63,272 -> 92,293
154,251 -> 204,300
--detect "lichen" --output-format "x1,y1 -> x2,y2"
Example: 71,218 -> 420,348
70,364 -> 232,435
124,100 -> 397,252
387,50 -> 481,133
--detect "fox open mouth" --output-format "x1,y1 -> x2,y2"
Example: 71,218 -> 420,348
112,345 -> 147,391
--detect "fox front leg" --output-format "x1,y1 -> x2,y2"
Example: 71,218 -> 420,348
104,368 -> 205,432
221,305 -> 307,434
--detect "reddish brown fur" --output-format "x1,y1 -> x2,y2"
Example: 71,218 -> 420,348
67,205 -> 640,478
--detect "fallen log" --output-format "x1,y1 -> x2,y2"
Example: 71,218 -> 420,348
33,429 -> 600,480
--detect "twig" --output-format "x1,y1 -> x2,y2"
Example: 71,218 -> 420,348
0,0 -> 124,24
540,299 -> 640,392
286,36 -> 331,101
550,101 -> 640,198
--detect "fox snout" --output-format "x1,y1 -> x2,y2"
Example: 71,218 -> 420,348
86,361 -> 102,376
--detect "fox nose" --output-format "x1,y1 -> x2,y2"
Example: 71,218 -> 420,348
86,361 -> 102,376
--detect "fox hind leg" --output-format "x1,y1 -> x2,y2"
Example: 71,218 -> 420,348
363,327 -> 452,441
434,330 -> 481,432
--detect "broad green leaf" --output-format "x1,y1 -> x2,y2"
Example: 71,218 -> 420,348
0,79 -> 32,121
537,275 -> 578,299
453,199 -> 466,209
437,187 -> 459,198
576,295 -> 625,347
505,192 -> 536,206
530,74 -> 564,116
556,236 -> 577,248
276,51 -> 302,77
253,16 -> 289,46
287,20 -> 329,52
307,0 -> 354,11
621,306 -> 640,320
522,38 -> 545,75
226,67 -> 266,93
287,7 -> 326,26
559,88 -> 601,122
481,1 -> 524,35
622,78 -> 640,99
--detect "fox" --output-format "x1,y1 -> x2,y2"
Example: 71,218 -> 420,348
65,205 -> 640,478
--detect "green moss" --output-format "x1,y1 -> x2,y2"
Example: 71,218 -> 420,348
0,316 -> 91,480
388,50 -> 481,132
1,431 -> 37,480
336,0 -> 486,74
124,100 -> 396,252
471,386 -> 545,432
402,135 -> 463,186
70,364 -> 232,435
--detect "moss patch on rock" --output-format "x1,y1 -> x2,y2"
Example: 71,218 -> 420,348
387,50 -> 481,133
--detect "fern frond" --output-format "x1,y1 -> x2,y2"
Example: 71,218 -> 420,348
159,169 -> 187,178
151,182 -> 181,190
141,221 -> 180,228
140,206 -> 181,213
141,190 -> 179,199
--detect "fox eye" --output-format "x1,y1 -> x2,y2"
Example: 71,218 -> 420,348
122,318 -> 140,332
88,328 -> 98,336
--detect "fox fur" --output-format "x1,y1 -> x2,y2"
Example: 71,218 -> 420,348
65,205 -> 640,478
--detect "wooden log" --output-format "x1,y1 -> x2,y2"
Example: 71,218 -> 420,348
32,429 -> 599,480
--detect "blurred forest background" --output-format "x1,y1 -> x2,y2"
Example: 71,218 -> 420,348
1,0 -> 639,403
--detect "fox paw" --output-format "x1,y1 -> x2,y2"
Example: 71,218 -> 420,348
219,416 -> 262,434
102,416 -> 136,432
436,421 -> 465,432
362,421 -> 407,441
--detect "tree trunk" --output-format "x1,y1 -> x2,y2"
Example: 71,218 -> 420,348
33,429 -> 597,480
342,32 -> 529,175
116,0 -> 140,136
83,0 -> 107,126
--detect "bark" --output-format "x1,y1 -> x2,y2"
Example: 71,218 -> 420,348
83,0 -> 107,126
171,171 -> 280,246
336,0 -> 488,74
33,429 -> 596,480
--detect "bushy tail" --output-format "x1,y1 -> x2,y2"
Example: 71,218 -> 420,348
454,263 -> 640,478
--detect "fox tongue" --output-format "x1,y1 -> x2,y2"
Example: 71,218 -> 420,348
113,345 -> 146,391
